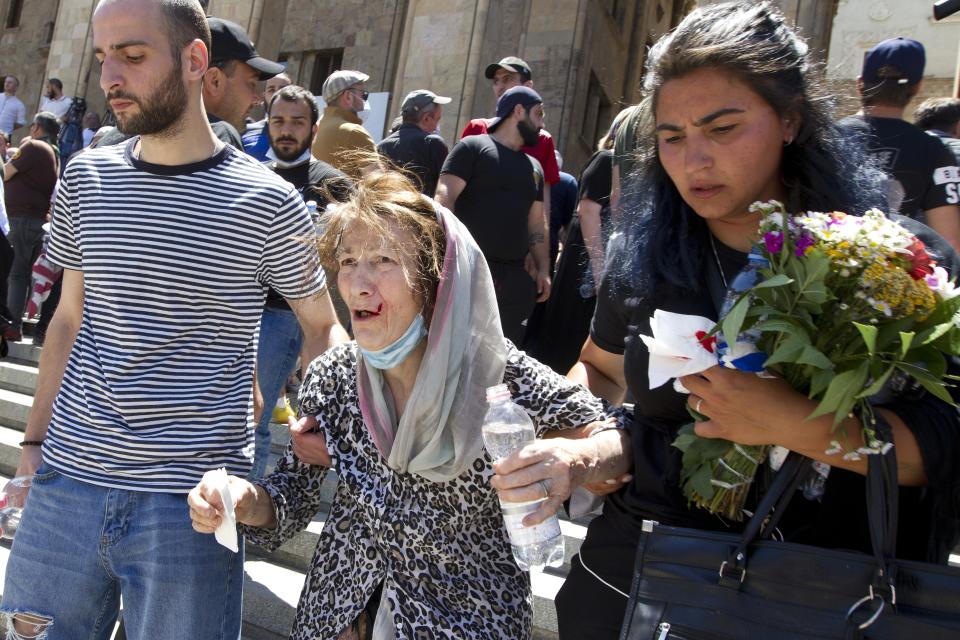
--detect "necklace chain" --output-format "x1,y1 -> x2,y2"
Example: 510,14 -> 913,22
709,234 -> 728,289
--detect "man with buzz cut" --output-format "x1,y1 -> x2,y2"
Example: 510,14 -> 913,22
377,89 -> 451,196
436,86 -> 551,344
0,1 -> 347,637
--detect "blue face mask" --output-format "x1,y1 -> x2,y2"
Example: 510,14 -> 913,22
358,313 -> 427,370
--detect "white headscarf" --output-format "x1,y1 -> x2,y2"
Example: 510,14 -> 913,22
356,202 -> 508,482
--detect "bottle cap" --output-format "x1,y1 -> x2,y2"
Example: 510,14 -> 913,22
486,383 -> 510,403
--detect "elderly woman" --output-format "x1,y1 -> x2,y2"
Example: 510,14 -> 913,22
188,170 -> 629,639
493,3 -> 960,638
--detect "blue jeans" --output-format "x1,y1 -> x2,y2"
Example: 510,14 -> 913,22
0,463 -> 244,640
250,306 -> 303,479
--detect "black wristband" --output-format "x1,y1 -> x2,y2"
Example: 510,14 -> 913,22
19,440 -> 44,447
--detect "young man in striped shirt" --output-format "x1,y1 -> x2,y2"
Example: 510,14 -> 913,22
0,0 -> 346,637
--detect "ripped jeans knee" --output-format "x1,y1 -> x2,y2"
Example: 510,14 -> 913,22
2,611 -> 53,640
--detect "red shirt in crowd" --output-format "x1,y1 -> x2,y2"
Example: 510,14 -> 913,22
460,118 -> 561,185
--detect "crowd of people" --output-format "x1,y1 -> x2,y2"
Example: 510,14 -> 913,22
0,0 -> 958,639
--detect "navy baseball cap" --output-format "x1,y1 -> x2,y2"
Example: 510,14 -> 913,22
862,37 -> 925,85
487,86 -> 542,132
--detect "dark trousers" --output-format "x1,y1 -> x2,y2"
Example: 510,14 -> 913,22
489,261 -> 536,345
6,216 -> 45,329
555,514 -> 636,639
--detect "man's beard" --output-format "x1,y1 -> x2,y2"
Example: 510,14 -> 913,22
269,134 -> 311,162
517,118 -> 540,147
46,89 -> 56,99
108,58 -> 188,138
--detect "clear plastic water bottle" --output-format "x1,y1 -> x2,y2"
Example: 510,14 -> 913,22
0,475 -> 32,540
0,507 -> 21,539
482,384 -> 564,571
306,200 -> 321,234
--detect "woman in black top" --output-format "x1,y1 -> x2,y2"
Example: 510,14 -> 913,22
491,3 -> 960,638
532,110 -> 628,374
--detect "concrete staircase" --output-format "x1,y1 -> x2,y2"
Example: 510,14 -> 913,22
0,332 -> 585,639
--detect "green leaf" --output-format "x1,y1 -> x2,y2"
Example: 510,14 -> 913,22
796,345 -> 834,370
721,296 -> 750,347
809,368 -> 834,399
807,362 -> 869,422
754,319 -> 802,335
899,331 -> 915,359
916,322 -> 954,347
876,318 -> 917,351
907,345 -> 948,380
763,333 -> 809,367
853,322 -> 878,355
671,424 -> 698,453
752,274 -> 794,290
896,362 -> 956,405
688,465 -> 715,500
856,364 -> 895,399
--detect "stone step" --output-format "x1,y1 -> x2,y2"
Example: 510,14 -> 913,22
6,339 -> 40,366
0,360 -> 38,397
0,388 -> 30,433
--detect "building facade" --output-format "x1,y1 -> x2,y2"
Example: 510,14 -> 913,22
2,0 -> 879,172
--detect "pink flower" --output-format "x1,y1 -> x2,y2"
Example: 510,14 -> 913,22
795,234 -> 814,256
763,231 -> 784,254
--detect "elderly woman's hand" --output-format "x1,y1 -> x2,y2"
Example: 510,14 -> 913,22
490,420 -> 632,526
289,415 -> 331,466
680,366 -> 813,447
188,474 -> 274,531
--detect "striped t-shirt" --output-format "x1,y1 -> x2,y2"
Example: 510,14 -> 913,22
44,139 -> 325,492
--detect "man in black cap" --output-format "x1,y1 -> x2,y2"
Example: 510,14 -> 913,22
838,37 -> 960,250
461,57 -> 561,200
377,89 -> 451,196
436,86 -> 550,343
203,16 -> 284,149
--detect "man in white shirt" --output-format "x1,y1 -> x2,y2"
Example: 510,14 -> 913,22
38,78 -> 72,121
0,76 -> 26,136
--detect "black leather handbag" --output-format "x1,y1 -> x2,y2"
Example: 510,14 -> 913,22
619,419 -> 960,640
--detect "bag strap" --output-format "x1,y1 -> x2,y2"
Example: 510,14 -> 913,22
865,411 -> 899,602
719,453 -> 810,586
721,412 -> 901,609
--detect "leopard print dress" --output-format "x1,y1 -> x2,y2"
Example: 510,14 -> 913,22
241,341 -> 607,639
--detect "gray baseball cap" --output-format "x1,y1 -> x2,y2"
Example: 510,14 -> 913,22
322,70 -> 370,103
484,56 -> 532,81
400,89 -> 452,115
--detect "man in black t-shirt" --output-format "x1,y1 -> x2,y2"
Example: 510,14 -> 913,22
837,37 -> 960,250
251,84 -> 352,478
435,86 -> 549,344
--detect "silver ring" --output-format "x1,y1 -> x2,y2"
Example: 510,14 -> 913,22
695,398 -> 703,413
538,480 -> 550,498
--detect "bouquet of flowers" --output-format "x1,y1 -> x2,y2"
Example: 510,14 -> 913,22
642,201 -> 960,520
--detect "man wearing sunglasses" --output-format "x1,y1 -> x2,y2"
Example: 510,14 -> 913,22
312,69 -> 377,176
